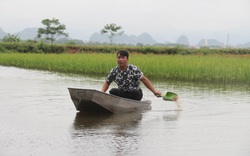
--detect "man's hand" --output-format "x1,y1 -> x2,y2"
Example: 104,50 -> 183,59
154,91 -> 162,97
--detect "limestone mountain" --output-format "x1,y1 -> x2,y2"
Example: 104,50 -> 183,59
0,27 -> 7,39
197,39 -> 224,47
14,28 -> 38,40
176,35 -> 189,46
89,32 -> 157,45
136,33 -> 157,45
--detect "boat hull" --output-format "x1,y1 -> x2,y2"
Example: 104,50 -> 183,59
68,88 -> 152,113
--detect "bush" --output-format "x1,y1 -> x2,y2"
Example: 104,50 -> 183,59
0,42 -> 250,55
0,45 -> 5,52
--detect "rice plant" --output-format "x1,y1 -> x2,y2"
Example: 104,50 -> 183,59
0,53 -> 249,84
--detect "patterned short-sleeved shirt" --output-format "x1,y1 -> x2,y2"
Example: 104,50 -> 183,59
106,64 -> 143,91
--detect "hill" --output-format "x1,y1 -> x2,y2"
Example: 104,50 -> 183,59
89,32 -> 157,45
176,35 -> 189,46
197,39 -> 224,48
14,28 -> 38,40
1,27 -> 250,48
0,27 -> 7,39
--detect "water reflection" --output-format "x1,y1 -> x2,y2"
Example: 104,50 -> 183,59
73,111 -> 143,129
71,111 -> 145,155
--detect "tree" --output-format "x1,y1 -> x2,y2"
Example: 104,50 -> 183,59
2,33 -> 20,42
100,23 -> 124,44
37,18 -> 68,44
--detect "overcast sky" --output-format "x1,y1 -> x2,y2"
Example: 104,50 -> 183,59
1,0 -> 250,44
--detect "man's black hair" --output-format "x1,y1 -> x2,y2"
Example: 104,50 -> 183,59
117,50 -> 129,59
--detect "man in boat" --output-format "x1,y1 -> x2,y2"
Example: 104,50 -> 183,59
101,50 -> 162,101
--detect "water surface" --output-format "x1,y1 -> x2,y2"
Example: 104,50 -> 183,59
0,66 -> 250,156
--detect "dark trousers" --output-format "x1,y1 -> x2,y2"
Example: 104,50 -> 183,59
109,88 -> 143,101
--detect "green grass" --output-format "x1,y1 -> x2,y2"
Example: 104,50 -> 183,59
0,53 -> 249,84
130,54 -> 250,83
0,53 -> 115,75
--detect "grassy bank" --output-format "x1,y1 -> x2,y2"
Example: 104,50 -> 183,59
0,53 -> 249,84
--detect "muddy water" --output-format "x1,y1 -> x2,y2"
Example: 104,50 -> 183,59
0,66 -> 250,156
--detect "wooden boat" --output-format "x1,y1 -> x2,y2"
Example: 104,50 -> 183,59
68,88 -> 152,113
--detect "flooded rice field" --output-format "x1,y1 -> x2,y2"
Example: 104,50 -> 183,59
0,66 -> 250,156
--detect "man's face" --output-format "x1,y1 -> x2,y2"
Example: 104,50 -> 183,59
117,53 -> 128,69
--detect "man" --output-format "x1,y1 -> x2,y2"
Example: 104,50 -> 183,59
101,50 -> 161,101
